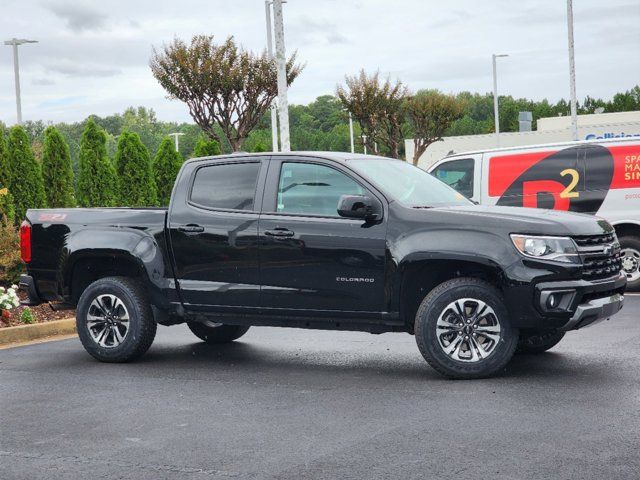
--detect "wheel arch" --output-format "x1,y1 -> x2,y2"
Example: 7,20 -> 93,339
613,221 -> 640,239
398,257 -> 506,331
66,251 -> 148,304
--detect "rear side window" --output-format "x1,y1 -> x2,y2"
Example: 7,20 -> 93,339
277,162 -> 366,216
190,162 -> 260,211
432,158 -> 474,198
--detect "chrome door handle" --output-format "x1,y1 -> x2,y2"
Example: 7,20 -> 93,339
264,228 -> 294,238
178,224 -> 204,233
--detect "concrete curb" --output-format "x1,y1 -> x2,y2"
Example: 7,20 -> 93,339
0,318 -> 76,346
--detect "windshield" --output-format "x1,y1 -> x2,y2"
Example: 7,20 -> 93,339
348,158 -> 472,208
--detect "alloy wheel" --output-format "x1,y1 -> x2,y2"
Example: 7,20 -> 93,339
86,294 -> 130,348
436,298 -> 501,362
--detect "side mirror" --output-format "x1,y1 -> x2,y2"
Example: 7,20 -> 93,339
337,194 -> 382,221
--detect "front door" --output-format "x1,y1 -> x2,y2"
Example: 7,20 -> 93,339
168,158 -> 267,311
258,158 -> 387,315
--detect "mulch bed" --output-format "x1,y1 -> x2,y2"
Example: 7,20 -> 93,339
0,291 -> 75,328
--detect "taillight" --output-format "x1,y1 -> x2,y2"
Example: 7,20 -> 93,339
20,221 -> 31,263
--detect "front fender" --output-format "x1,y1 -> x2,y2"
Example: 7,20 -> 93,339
392,227 -> 518,272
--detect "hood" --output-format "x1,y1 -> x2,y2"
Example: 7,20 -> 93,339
421,205 -> 613,237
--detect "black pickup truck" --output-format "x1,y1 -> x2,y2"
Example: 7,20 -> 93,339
19,152 -> 626,378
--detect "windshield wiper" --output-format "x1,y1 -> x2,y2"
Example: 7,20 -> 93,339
411,205 -> 434,209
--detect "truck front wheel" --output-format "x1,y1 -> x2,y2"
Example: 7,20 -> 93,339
76,277 -> 157,362
414,277 -> 518,379
187,321 -> 250,344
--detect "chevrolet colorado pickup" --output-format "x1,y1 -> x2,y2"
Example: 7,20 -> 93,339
19,152 -> 626,378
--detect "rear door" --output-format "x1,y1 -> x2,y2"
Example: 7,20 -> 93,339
168,157 -> 268,311
258,157 -> 388,315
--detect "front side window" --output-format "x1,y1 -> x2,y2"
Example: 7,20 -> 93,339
277,162 -> 366,216
431,159 -> 475,198
191,162 -> 260,211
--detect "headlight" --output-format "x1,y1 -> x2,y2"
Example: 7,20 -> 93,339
510,234 -> 579,263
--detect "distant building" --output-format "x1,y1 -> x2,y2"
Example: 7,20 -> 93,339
406,110 -> 640,169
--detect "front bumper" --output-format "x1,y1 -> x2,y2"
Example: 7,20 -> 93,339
535,272 -> 626,330
19,274 -> 43,306
560,292 -> 624,331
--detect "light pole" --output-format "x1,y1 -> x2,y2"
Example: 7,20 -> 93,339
361,134 -> 367,155
567,0 -> 578,141
492,53 -> 509,147
346,110 -> 355,153
272,0 -> 290,152
264,1 -> 279,152
4,38 -> 38,125
168,132 -> 185,152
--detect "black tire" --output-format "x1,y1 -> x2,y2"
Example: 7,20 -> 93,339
187,321 -> 250,344
76,277 -> 157,363
415,277 -> 518,379
516,330 -> 565,354
619,235 -> 640,291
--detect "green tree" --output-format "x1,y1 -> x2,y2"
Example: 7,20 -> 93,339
115,131 -> 158,206
0,132 -> 15,224
77,119 -> 118,207
153,137 -> 182,206
7,126 -> 46,222
250,141 -> 268,152
191,137 -> 221,157
405,90 -> 466,165
42,126 -> 76,208
150,35 -> 303,151
337,70 -> 408,158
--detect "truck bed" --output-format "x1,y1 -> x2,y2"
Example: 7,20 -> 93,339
24,207 -> 170,305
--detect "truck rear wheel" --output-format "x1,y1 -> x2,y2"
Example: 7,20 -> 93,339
516,329 -> 565,354
414,277 -> 518,379
187,321 -> 250,344
619,235 -> 640,291
76,277 -> 157,362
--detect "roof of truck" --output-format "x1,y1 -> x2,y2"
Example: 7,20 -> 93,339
187,151 -> 400,164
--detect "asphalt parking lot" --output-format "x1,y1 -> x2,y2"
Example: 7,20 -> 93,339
1,297 -> 639,480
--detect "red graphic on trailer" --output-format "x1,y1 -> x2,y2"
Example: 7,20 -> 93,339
488,145 -> 640,213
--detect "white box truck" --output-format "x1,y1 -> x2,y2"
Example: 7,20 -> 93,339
428,137 -> 640,289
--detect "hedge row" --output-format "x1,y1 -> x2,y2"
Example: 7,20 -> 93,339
0,119 -> 193,225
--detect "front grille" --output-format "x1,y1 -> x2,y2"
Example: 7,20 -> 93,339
573,233 -> 622,280
582,252 -> 622,280
573,233 -> 616,248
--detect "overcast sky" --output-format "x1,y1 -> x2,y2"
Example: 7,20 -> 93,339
0,0 -> 638,124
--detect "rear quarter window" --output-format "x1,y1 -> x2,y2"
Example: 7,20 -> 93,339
190,162 -> 261,211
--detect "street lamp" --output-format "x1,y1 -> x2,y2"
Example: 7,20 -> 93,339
4,38 -> 38,125
567,0 -> 578,141
272,0 -> 291,152
168,132 -> 185,152
265,1 -> 279,152
492,53 -> 509,147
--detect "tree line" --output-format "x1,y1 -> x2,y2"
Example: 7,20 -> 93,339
0,119 -> 226,226
1,83 -> 638,225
